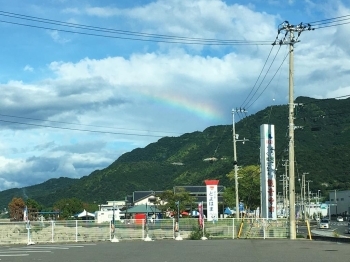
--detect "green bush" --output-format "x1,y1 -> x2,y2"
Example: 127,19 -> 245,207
189,226 -> 210,240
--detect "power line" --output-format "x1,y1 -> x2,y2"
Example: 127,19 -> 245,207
239,45 -> 275,108
307,14 -> 350,25
306,14 -> 350,29
313,21 -> 350,29
0,113 -> 181,135
245,50 -> 289,109
0,11 -> 270,43
0,119 -> 169,138
0,10 -> 272,46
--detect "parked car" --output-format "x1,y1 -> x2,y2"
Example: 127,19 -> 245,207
319,219 -> 330,229
337,216 -> 344,222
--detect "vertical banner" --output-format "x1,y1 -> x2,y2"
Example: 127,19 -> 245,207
198,202 -> 204,228
260,124 -> 277,219
23,206 -> 28,222
205,180 -> 219,221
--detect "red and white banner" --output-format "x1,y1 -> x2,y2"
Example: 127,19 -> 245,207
260,124 -> 276,219
205,180 -> 219,221
198,202 -> 204,228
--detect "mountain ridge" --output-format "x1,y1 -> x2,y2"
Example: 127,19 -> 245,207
1,96 -> 349,209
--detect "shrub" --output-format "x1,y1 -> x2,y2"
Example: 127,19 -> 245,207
189,226 -> 210,240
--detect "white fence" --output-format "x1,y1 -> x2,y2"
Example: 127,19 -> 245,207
0,218 -> 289,245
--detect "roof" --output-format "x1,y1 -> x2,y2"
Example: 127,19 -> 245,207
126,204 -> 161,214
173,186 -> 225,194
74,209 -> 95,218
132,191 -> 163,203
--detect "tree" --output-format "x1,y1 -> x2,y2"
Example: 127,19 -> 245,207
8,197 -> 25,221
25,198 -> 41,210
222,187 -> 235,208
158,188 -> 195,217
226,165 -> 260,210
53,198 -> 84,220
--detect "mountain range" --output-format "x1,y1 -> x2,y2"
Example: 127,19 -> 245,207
0,96 -> 349,209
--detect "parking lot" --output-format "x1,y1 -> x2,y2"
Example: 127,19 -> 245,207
0,239 -> 349,262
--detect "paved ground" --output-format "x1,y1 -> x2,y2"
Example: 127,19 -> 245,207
0,239 -> 349,262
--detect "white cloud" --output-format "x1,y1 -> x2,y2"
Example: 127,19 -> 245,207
62,7 -> 81,14
48,30 -> 71,44
23,65 -> 33,72
85,6 -> 122,17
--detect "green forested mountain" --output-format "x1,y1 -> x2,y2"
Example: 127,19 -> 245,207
1,96 -> 350,209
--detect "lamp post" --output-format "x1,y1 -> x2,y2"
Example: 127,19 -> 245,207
144,201 -> 152,241
232,109 -> 249,219
110,201 -> 119,242
335,189 -> 337,216
124,196 -> 128,222
112,201 -> 115,225
175,201 -> 183,240
317,190 -> 321,220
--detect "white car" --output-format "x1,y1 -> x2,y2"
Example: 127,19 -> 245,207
319,219 -> 330,229
337,216 -> 344,222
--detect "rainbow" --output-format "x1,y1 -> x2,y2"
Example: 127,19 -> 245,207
149,92 -> 223,120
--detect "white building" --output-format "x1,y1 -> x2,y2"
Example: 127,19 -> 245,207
95,200 -> 126,224
329,190 -> 350,216
304,203 -> 328,219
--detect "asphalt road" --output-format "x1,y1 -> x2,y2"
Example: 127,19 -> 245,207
0,239 -> 349,262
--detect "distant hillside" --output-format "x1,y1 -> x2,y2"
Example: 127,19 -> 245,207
1,96 -> 350,208
0,177 -> 77,210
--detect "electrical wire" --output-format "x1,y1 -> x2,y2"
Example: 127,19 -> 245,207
239,45 -> 276,108
245,49 -> 289,109
0,119 -> 169,138
0,11 -> 271,44
306,14 -> 350,29
0,113 -> 181,135
313,21 -> 350,29
0,11 -> 272,46
307,14 -> 350,25
243,45 -> 282,109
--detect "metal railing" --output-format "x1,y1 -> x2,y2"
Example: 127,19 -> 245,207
0,218 -> 289,245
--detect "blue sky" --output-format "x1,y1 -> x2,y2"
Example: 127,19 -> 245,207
0,0 -> 349,191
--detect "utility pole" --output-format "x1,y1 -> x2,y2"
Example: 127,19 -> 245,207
281,159 -> 289,217
275,21 -> 313,239
301,173 -> 308,220
306,179 -> 312,218
232,108 -> 249,219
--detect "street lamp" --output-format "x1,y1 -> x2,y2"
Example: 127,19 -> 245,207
317,190 -> 321,220
124,196 -> 128,222
110,201 -> 119,242
144,202 -> 152,241
232,109 -> 249,219
175,201 -> 183,240
112,201 -> 115,225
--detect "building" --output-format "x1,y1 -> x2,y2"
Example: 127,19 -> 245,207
95,200 -> 126,223
329,190 -> 350,216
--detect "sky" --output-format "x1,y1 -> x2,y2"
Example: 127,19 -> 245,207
0,0 -> 349,191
